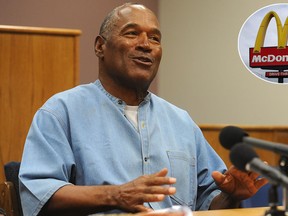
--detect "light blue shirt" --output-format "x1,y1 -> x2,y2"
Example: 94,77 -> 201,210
19,80 -> 226,216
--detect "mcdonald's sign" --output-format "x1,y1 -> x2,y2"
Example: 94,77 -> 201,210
249,11 -> 288,70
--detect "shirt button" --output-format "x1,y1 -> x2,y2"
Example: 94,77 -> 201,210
118,100 -> 123,105
144,157 -> 148,162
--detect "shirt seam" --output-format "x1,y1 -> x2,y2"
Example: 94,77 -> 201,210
39,107 -> 69,139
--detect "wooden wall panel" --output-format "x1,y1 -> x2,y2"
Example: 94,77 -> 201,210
0,25 -> 81,182
200,124 -> 288,167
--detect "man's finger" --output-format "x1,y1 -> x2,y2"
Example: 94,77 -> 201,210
211,171 -> 225,185
143,185 -> 177,195
146,168 -> 176,185
254,178 -> 269,189
133,205 -> 153,213
152,168 -> 169,177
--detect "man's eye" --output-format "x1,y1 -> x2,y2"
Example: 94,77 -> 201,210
125,31 -> 138,36
149,36 -> 161,43
150,36 -> 161,43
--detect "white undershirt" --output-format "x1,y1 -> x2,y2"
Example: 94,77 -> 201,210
124,105 -> 139,130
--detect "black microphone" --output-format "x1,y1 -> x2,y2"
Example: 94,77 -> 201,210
230,143 -> 288,187
219,125 -> 288,157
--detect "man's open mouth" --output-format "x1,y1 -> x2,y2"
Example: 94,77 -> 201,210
132,56 -> 153,65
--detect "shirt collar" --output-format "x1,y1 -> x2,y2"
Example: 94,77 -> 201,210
94,79 -> 151,106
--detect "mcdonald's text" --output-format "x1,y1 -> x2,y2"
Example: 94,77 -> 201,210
249,46 -> 288,69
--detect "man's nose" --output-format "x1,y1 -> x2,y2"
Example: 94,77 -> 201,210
136,33 -> 152,51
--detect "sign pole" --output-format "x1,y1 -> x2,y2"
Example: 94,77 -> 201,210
279,70 -> 284,83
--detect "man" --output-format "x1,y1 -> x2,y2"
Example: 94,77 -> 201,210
19,3 -> 267,216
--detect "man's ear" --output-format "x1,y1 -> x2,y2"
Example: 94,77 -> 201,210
94,35 -> 106,58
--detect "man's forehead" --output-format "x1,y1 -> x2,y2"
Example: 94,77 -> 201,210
116,5 -> 160,28
118,4 -> 150,16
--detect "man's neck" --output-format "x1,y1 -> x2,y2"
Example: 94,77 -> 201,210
99,78 -> 148,105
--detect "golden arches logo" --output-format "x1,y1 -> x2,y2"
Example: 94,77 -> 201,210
253,11 -> 288,53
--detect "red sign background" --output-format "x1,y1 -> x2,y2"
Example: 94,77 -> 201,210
249,46 -> 288,69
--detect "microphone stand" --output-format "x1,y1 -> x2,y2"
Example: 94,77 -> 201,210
265,184 -> 285,216
279,155 -> 288,213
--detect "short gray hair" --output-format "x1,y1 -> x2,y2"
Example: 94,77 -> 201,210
99,2 -> 143,38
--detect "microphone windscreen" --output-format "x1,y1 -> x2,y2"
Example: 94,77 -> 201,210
219,126 -> 248,149
230,143 -> 258,171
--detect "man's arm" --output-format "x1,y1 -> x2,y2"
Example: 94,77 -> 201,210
40,168 -> 176,216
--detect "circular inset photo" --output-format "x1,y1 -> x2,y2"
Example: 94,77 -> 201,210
238,3 -> 288,84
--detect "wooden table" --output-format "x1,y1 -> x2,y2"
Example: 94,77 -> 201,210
193,207 -> 279,216
94,207 -> 284,216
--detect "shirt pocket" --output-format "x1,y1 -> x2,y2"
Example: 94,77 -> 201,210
167,150 -> 195,207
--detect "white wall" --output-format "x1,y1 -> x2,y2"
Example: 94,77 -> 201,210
158,0 -> 288,125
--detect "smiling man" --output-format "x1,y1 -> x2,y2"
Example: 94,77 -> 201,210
95,4 -> 162,105
19,3 -> 267,216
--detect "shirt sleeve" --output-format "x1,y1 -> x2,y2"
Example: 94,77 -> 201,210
19,108 -> 75,216
193,125 -> 227,210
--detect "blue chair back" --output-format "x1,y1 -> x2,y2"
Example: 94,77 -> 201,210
241,183 -> 283,208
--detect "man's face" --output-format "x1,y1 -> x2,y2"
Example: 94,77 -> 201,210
100,5 -> 162,90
